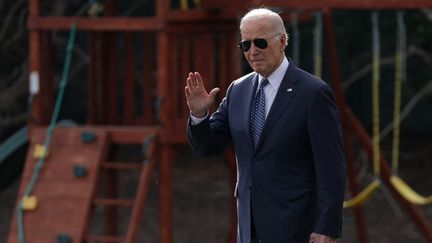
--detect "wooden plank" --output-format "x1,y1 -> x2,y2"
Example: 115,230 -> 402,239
159,146 -> 175,243
101,162 -> 142,170
157,32 -> 171,126
17,179 -> 97,198
9,232 -> 81,243
171,33 -> 181,119
27,17 -> 162,31
8,196 -> 89,243
106,126 -> 159,143
84,235 -> 124,242
141,32 -> 155,125
93,198 -> 134,207
166,9 -> 237,21
29,0 -> 41,16
203,0 -> 432,10
21,150 -> 101,180
124,33 -> 135,124
125,145 -> 156,242
29,125 -> 160,144
29,128 -> 106,147
106,32 -> 119,124
8,127 -> 108,243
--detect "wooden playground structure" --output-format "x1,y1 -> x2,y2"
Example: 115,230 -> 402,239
7,0 -> 432,242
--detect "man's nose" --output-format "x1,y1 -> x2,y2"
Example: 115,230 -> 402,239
249,43 -> 260,54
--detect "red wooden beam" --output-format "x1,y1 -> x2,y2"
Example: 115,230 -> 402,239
124,33 -> 135,124
126,140 -> 157,243
27,17 -> 162,31
203,0 -> 432,10
160,146 -> 175,243
106,32 -> 119,125
29,0 -> 44,125
104,126 -> 160,144
141,33 -> 155,125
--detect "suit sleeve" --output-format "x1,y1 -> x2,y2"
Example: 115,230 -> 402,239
187,85 -> 233,158
307,84 -> 346,238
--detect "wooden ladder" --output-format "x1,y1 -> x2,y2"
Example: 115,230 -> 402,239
7,126 -> 158,243
83,127 -> 158,243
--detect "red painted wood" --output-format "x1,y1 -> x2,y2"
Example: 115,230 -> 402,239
101,162 -> 142,170
125,141 -> 157,243
167,32 -> 179,121
124,33 -> 135,124
106,32 -> 119,125
88,33 -> 96,124
93,198 -> 134,207
84,234 -> 124,242
160,146 -> 175,243
27,17 -> 161,31
203,0 -> 432,10
8,128 -> 107,243
157,32 -> 171,127
141,33 -> 155,125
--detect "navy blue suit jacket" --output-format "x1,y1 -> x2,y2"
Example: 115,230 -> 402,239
188,60 -> 346,243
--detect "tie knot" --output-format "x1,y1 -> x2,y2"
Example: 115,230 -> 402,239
260,79 -> 269,89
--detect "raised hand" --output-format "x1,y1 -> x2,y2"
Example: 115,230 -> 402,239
184,72 -> 220,118
309,233 -> 337,243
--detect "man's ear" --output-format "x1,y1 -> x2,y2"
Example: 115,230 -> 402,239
280,34 -> 287,50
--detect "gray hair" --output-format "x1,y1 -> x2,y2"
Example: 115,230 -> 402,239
240,8 -> 289,45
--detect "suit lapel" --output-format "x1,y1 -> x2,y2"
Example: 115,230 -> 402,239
255,61 -> 300,150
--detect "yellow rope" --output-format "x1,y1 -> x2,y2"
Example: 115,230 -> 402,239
392,51 -> 402,170
343,12 -> 381,208
389,11 -> 432,205
371,11 -> 381,176
180,0 -> 188,10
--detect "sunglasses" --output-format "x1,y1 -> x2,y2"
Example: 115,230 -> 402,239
238,33 -> 282,52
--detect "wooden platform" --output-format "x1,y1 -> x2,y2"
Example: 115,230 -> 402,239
8,127 -> 108,243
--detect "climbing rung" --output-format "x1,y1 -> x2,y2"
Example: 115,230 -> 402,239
93,199 -> 134,207
101,162 -> 143,170
84,234 -> 124,242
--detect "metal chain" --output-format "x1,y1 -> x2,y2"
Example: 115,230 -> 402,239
291,11 -> 300,65
371,11 -> 381,176
313,11 -> 323,78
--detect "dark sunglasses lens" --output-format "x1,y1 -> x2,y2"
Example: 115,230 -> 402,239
238,40 -> 252,52
254,38 -> 268,49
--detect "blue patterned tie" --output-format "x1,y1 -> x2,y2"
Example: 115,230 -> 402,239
250,79 -> 269,149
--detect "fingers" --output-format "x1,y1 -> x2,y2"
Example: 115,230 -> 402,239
187,72 -> 204,88
194,72 -> 203,87
186,72 -> 195,91
208,87 -> 220,99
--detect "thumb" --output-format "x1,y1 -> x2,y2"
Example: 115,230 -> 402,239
208,87 -> 220,99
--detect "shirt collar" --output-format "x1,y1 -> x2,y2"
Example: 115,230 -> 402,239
258,57 -> 289,91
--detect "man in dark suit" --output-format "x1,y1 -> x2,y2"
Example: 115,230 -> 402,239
185,8 -> 346,243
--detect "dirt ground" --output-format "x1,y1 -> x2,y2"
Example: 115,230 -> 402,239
1,138 -> 432,243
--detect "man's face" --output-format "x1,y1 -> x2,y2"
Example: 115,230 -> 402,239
240,18 -> 285,78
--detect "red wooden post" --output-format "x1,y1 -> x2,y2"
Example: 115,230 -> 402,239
160,146 -> 175,243
142,33 -> 155,125
124,33 -> 136,124
88,33 -> 96,124
157,1 -> 173,242
322,10 -> 369,243
29,0 -> 47,126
